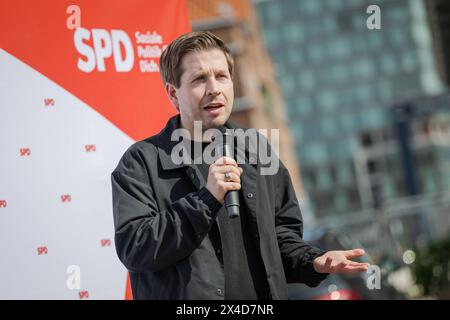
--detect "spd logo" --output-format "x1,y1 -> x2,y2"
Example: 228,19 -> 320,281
74,28 -> 134,72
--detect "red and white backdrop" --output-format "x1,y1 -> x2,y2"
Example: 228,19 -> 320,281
0,0 -> 189,299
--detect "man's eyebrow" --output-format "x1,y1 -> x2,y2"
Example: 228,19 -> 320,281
190,69 -> 228,79
190,71 -> 208,79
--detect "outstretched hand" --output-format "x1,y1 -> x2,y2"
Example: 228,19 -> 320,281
313,249 -> 370,274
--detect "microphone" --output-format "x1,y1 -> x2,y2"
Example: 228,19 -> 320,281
219,126 -> 240,219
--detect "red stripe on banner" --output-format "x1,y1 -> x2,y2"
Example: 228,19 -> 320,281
125,273 -> 133,300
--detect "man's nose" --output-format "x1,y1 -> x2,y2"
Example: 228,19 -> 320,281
206,78 -> 221,96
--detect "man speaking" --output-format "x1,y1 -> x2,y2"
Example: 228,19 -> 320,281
111,31 -> 369,300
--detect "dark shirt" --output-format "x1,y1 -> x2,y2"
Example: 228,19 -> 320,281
192,140 -> 270,299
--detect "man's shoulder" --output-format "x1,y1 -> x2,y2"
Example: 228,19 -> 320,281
114,133 -> 160,171
125,134 -> 160,158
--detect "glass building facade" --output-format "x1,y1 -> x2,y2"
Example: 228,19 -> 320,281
254,0 -> 444,218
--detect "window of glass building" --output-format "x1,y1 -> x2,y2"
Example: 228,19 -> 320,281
306,42 -> 326,65
262,28 -> 278,48
347,187 -> 361,211
297,70 -> 316,92
346,0 -> 366,9
322,15 -> 338,35
295,96 -> 314,117
302,120 -> 322,141
352,59 -> 376,80
327,37 -> 351,60
305,142 -> 328,164
382,178 -> 397,199
318,90 -> 338,113
351,13 -> 368,32
354,83 -> 373,102
266,2 -> 282,24
336,162 -> 354,186
364,107 -> 385,129
388,28 -> 408,48
377,81 -> 394,103
280,75 -> 296,97
301,167 -> 317,190
339,112 -> 356,132
392,74 -> 421,97
287,49 -> 304,68
385,4 -> 409,25
334,138 -> 356,159
334,191 -> 349,212
320,117 -> 338,137
283,21 -> 305,44
422,169 -> 437,194
317,168 -> 332,190
401,50 -> 418,73
292,125 -> 303,144
299,0 -> 322,16
325,0 -> 343,12
338,87 -> 355,108
330,63 -> 350,83
368,32 -> 383,51
380,52 -> 398,76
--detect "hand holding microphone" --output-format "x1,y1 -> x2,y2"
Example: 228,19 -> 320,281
205,156 -> 242,217
205,127 -> 241,218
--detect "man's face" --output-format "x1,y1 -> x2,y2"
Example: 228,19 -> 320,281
166,49 -> 234,132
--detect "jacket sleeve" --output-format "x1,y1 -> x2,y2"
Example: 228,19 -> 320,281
111,145 -> 222,273
274,161 -> 328,287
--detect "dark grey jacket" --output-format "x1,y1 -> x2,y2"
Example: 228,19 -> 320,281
111,115 -> 327,300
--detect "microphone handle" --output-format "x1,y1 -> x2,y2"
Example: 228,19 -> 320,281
222,140 -> 240,218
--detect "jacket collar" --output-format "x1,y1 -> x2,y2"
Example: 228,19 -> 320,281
156,114 -> 258,171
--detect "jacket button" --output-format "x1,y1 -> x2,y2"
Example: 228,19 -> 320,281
247,193 -> 254,199
216,288 -> 224,296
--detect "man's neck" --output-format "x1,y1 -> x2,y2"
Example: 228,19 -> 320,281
180,118 -> 216,143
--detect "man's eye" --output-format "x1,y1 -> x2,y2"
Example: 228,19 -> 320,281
217,74 -> 228,79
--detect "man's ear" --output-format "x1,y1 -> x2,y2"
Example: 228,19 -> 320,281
165,83 -> 180,112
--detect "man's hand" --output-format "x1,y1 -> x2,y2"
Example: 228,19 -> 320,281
313,249 -> 370,274
206,156 -> 243,204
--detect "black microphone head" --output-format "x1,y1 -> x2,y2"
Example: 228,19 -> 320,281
218,126 -> 234,139
218,125 -> 227,134
211,126 -> 227,143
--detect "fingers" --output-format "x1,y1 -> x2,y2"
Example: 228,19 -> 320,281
217,180 -> 241,190
340,263 -> 370,273
205,157 -> 244,203
213,165 -> 241,175
325,256 -> 333,270
344,249 -> 365,259
212,166 -> 241,182
347,261 -> 370,269
332,260 -> 370,273
215,156 -> 238,166
211,157 -> 243,183
214,157 -> 244,173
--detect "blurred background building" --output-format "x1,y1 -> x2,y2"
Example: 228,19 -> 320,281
187,0 -> 450,299
254,0 -> 446,217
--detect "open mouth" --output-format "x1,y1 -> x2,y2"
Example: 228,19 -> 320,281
203,103 -> 225,114
204,103 -> 224,110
